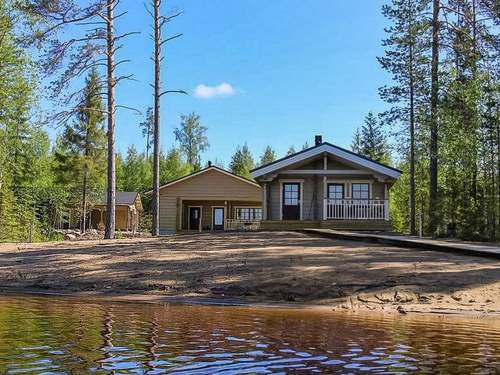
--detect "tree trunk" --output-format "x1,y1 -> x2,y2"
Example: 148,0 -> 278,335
428,0 -> 440,236
81,167 -> 88,233
152,0 -> 161,237
104,0 -> 116,239
408,0 -> 416,235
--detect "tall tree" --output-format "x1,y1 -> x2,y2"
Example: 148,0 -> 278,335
378,0 -> 430,234
149,0 -> 185,236
351,128 -> 362,153
140,107 -> 154,159
54,68 -> 106,233
360,112 -> 391,164
428,0 -> 440,236
174,112 -> 209,171
230,144 -> 254,179
260,146 -> 277,166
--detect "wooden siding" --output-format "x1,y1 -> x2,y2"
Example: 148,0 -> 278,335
159,168 -> 262,232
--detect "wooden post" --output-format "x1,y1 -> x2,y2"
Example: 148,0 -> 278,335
323,176 -> 327,220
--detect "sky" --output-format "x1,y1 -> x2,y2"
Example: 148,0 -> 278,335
48,0 -> 393,167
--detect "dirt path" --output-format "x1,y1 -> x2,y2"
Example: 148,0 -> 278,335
1,232 -> 499,315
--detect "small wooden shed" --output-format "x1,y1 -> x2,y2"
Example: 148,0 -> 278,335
91,192 -> 143,232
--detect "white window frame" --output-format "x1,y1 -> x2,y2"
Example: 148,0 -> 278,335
234,206 -> 263,221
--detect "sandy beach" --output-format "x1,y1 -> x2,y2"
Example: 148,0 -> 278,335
1,231 -> 499,315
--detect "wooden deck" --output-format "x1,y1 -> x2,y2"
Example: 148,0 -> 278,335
259,220 -> 392,231
303,228 -> 500,259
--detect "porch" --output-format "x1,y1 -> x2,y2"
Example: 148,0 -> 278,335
180,200 -> 262,231
323,198 -> 389,220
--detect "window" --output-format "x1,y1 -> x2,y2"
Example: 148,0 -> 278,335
352,183 -> 370,200
328,184 -> 344,200
283,183 -> 299,206
235,208 -> 262,221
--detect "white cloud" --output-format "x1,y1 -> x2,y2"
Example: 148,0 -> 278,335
193,82 -> 236,99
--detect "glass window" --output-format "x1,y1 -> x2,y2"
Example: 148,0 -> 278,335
283,183 -> 299,206
236,208 -> 262,221
352,183 -> 369,200
328,184 -> 344,200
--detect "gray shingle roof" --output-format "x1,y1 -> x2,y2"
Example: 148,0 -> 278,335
97,192 -> 139,205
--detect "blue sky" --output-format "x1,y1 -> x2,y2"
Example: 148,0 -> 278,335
51,0 -> 392,167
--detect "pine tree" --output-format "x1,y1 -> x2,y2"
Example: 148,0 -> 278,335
174,112 -> 209,171
260,146 -> 277,166
230,143 -> 254,179
286,146 -> 296,156
378,0 -> 430,234
53,68 -> 106,232
360,112 -> 391,164
140,107 -> 154,159
351,128 -> 362,153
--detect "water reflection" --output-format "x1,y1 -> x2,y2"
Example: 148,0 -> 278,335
0,295 -> 499,374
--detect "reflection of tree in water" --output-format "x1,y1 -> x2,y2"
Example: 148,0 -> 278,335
146,314 -> 160,373
98,310 -> 115,374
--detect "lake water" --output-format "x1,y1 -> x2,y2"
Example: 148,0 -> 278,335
0,295 -> 499,374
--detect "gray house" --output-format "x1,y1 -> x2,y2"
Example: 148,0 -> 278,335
251,136 -> 401,231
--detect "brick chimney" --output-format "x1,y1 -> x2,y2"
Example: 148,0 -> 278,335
315,135 -> 323,146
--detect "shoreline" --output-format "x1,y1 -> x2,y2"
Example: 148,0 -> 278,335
1,232 -> 499,318
2,287 -> 499,318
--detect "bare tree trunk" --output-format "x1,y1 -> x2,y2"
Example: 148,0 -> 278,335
429,0 -> 440,236
408,0 -> 416,235
152,0 -> 161,237
81,167 -> 88,233
104,0 -> 116,239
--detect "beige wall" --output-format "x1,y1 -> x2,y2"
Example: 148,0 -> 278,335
159,168 -> 262,233
261,155 -> 393,221
91,205 -> 139,231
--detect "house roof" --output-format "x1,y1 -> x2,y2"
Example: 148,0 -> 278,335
97,191 -> 140,206
251,142 -> 402,179
147,166 -> 261,193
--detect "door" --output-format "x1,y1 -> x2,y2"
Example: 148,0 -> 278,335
189,207 -> 201,230
282,183 -> 301,220
212,207 -> 225,230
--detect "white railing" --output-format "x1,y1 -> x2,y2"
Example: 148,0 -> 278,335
324,199 -> 389,220
225,219 -> 261,231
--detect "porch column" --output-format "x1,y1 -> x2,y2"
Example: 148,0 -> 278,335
323,176 -> 327,220
262,183 -> 268,220
384,184 -> 389,220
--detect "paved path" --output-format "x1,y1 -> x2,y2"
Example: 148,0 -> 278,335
303,228 -> 500,259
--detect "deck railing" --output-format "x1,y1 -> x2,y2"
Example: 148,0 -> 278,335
225,219 -> 261,231
324,199 -> 389,220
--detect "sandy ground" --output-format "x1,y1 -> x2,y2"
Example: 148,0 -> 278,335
0,231 -> 499,315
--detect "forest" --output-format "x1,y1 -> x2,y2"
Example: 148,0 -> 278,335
0,0 -> 498,242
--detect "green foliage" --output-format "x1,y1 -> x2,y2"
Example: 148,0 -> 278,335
174,112 -> 209,171
353,112 -> 392,165
140,107 -> 154,158
286,146 -> 296,156
260,146 -> 277,166
379,0 -> 499,240
229,143 -> 254,179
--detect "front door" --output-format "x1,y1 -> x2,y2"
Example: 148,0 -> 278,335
189,207 -> 201,230
282,183 -> 301,220
212,207 -> 225,230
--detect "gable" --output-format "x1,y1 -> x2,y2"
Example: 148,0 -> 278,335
158,167 -> 261,201
251,143 -> 401,179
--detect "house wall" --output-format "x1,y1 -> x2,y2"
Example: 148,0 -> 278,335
90,205 -> 135,231
266,176 -> 388,220
181,200 -> 261,230
159,168 -> 262,233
